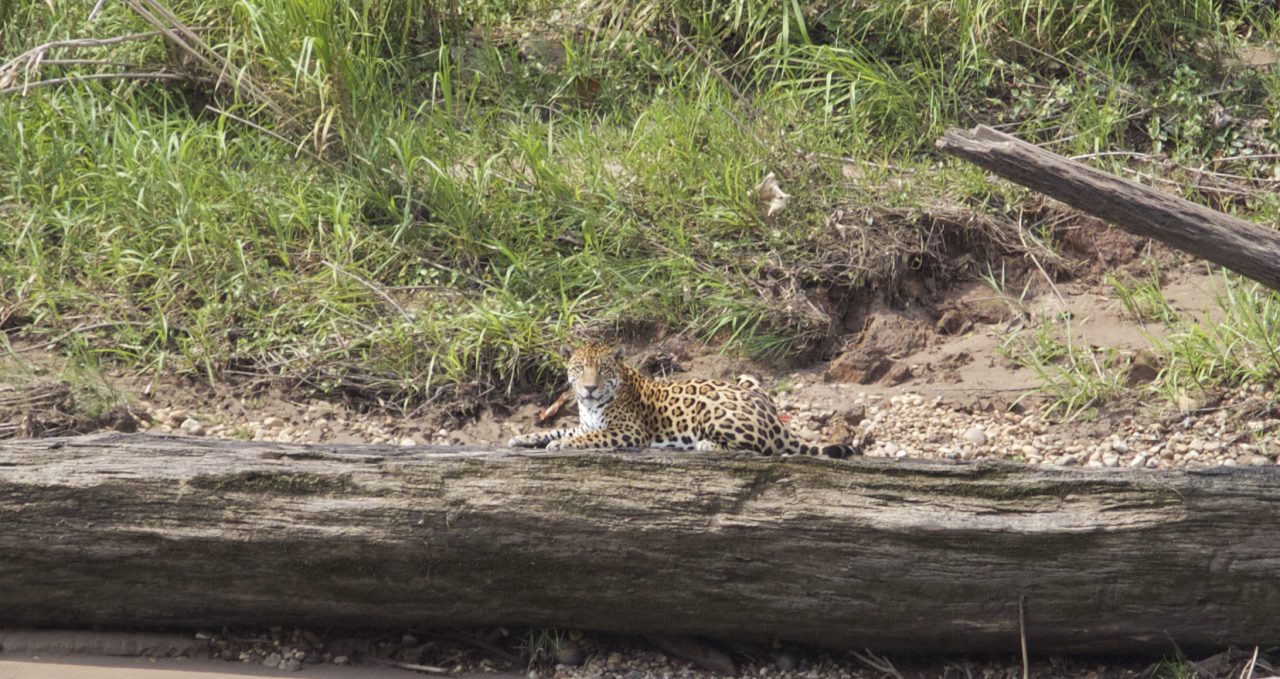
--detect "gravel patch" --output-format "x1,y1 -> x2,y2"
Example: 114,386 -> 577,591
777,384 -> 1279,471
135,382 -> 1280,474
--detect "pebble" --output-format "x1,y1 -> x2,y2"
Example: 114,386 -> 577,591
1130,454 -> 1148,468
283,658 -> 303,672
333,655 -> 349,665
775,653 -> 798,672
180,418 -> 204,436
962,426 -> 987,446
262,653 -> 282,669
556,644 -> 585,666
399,437 -> 417,447
263,416 -> 285,428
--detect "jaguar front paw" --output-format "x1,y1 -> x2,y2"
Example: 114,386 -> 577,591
508,433 -> 549,448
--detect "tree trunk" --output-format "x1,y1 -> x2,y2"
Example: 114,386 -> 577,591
936,125 -> 1280,291
2,433 -> 1279,653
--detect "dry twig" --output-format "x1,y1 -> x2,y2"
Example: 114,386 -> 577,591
206,105 -> 336,168
0,71 -> 204,96
1019,595 -> 1030,679
1239,646 -> 1259,679
851,649 -> 904,679
121,0 -> 283,114
322,261 -> 413,322
534,388 -> 576,425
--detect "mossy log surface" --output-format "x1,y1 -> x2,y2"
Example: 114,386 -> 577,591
2,433 -> 1279,653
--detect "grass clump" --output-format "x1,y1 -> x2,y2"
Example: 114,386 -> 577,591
3,0 -> 1280,409
1155,276 -> 1280,405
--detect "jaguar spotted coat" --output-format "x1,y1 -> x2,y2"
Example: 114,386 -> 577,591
508,342 -> 866,457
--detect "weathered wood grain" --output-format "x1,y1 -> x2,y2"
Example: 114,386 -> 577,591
936,125 -> 1280,291
1,433 -> 1278,653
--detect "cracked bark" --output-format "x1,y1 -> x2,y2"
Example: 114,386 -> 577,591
2,433 -> 1279,653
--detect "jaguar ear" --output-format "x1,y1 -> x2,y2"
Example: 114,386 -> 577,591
612,345 -> 626,361
559,343 -> 574,360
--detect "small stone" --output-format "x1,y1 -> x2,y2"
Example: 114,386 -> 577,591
263,416 -> 285,428
1110,440 -> 1128,453
399,437 -> 417,447
556,644 -> 584,666
168,409 -> 188,425
607,652 -> 623,668
304,652 -> 322,665
180,418 -> 204,436
219,649 -> 236,662
283,658 -> 303,672
1102,453 -> 1120,467
962,426 -> 987,446
1189,438 -> 1206,452
262,653 -> 282,669
1129,454 -> 1148,469
775,653 -> 798,672
333,655 -> 349,665
1244,454 -> 1272,466
895,449 -> 908,459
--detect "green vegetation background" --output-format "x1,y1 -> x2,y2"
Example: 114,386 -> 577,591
3,0 -> 1280,407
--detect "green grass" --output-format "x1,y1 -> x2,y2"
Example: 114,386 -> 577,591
1109,265 -> 1179,325
1002,320 -> 1129,420
4,0 -> 1280,406
1155,274 -> 1280,406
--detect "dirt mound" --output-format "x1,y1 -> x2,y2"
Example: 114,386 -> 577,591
825,310 -> 932,385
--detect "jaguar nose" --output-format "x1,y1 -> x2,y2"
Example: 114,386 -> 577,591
583,385 -> 597,397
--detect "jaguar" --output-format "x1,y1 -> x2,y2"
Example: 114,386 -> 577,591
508,342 -> 867,457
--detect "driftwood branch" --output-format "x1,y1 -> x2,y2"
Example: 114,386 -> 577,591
2,433 -> 1279,653
936,125 -> 1280,291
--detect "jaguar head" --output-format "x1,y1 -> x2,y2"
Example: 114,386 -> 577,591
564,342 -> 625,406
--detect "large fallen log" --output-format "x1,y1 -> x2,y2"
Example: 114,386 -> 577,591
2,433 -> 1279,654
936,125 -> 1280,291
